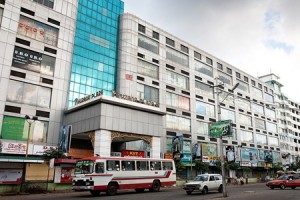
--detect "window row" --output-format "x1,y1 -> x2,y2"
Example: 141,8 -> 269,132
106,160 -> 173,171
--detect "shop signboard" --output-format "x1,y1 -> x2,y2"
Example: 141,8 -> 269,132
180,153 -> 192,162
121,150 -> 145,158
1,116 -> 26,141
68,148 -> 94,159
0,140 -> 27,154
0,169 -> 23,184
33,145 -> 58,155
164,153 -> 173,159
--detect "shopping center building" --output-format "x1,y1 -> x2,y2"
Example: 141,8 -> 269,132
0,0 -> 299,188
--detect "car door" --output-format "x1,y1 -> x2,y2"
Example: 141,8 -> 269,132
208,175 -> 216,190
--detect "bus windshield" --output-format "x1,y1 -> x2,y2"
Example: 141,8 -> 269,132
75,160 -> 94,174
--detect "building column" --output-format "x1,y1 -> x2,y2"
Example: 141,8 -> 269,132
94,130 -> 111,157
151,137 -> 161,158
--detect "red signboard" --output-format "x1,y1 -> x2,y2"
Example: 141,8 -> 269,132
0,169 -> 23,184
121,150 -> 145,158
60,167 -> 73,183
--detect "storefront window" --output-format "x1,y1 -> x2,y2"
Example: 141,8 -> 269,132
220,108 -> 235,123
196,101 -> 215,118
195,81 -> 214,99
194,60 -> 213,77
166,70 -> 189,90
6,80 -> 52,108
166,92 -> 190,111
238,113 -> 252,127
166,47 -> 189,67
240,130 -> 254,143
1,116 -> 48,142
137,59 -> 159,79
166,114 -> 191,132
18,16 -> 59,47
195,121 -> 209,135
12,46 -> 55,76
256,134 -> 267,145
138,34 -> 159,54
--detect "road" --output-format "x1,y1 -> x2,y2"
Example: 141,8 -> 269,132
2,183 -> 300,200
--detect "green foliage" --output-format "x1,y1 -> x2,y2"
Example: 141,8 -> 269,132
273,163 -> 283,172
243,167 -> 251,173
195,160 -> 209,174
42,149 -> 66,161
175,161 -> 185,172
228,162 -> 239,170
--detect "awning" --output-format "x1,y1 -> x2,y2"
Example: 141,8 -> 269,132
0,155 -> 44,163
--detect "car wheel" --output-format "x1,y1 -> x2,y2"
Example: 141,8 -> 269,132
106,183 -> 118,196
186,191 -> 192,195
90,190 -> 100,196
291,187 -> 296,189
218,185 -> 223,193
149,180 -> 160,192
279,184 -> 285,190
202,186 -> 208,195
270,187 -> 274,190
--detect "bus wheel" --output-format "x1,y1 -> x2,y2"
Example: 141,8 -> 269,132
106,183 -> 118,196
135,188 -> 145,193
149,180 -> 160,192
90,190 -> 100,196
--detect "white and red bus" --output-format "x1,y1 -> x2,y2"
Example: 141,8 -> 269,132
72,156 -> 176,196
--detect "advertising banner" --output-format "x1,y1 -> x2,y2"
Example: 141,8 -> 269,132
172,135 -> 183,160
241,148 -> 258,164
121,150 -> 145,158
209,120 -> 232,137
60,167 -> 73,183
192,143 -> 201,160
225,146 -> 235,163
0,169 -> 23,184
182,140 -> 191,154
202,143 -> 218,166
1,116 -> 26,141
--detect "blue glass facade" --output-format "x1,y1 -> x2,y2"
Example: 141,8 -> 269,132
68,0 -> 124,107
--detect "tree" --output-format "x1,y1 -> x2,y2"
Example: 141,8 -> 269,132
195,160 -> 209,175
42,149 -> 66,161
228,162 -> 239,171
175,161 -> 185,172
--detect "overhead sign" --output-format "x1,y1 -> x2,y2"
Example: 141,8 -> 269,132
121,150 -> 145,158
209,120 -> 232,138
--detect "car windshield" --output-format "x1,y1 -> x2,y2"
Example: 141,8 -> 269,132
75,160 -> 94,174
194,175 -> 209,181
277,175 -> 288,180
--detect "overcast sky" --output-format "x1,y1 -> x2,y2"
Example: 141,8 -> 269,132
122,0 -> 300,102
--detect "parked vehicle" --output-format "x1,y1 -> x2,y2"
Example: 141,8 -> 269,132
266,174 -> 300,189
183,174 -> 223,195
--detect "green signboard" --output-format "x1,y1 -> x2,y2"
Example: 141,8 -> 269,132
1,116 -> 26,140
209,120 -> 232,138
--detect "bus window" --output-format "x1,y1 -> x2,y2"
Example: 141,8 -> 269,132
75,160 -> 94,174
121,161 -> 135,171
95,162 -> 104,173
150,161 -> 162,170
137,161 -> 149,171
162,161 -> 173,170
107,160 -> 120,171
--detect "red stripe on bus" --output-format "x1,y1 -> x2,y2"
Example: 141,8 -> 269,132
85,174 -> 113,177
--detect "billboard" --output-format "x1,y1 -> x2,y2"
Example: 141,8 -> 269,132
209,120 -> 232,137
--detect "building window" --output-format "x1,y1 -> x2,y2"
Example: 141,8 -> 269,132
166,114 -> 191,132
251,80 -> 255,86
12,46 -> 55,76
255,118 -> 266,130
236,80 -> 249,92
238,113 -> 252,127
219,92 -> 234,106
138,24 -> 145,33
220,108 -> 235,123
252,103 -> 264,115
217,63 -> 223,70
194,51 -> 201,60
0,0 -> 4,5
152,31 -> 159,40
252,86 -> 263,99
266,122 -> 277,133
236,98 -> 251,110
166,47 -> 189,67
240,130 -> 254,143
196,101 -> 215,118
33,0 -> 54,9
137,83 -> 159,103
195,60 -> 213,77
138,34 -> 159,54
244,76 -> 248,82
18,15 -> 59,47
1,116 -> 48,142
166,37 -> 175,47
258,83 -> 262,89
265,108 -> 276,119
166,92 -> 190,111
264,86 -> 268,92
7,80 -> 52,108
236,72 -> 240,79
180,44 -> 189,54
269,137 -> 279,146
196,121 -> 209,135
219,72 -> 232,85
226,67 -> 232,75
195,81 -> 214,99
137,59 -> 159,79
264,93 -> 274,103
206,57 -> 213,65
0,8 -> 3,27
256,134 -> 267,145
166,70 -> 189,90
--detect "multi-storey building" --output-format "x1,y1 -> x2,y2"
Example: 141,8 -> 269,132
260,74 -> 300,169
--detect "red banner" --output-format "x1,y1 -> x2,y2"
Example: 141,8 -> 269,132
121,150 -> 145,158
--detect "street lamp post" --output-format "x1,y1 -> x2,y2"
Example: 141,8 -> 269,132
214,78 -> 239,198
20,115 -> 38,193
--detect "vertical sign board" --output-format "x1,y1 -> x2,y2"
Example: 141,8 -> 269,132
209,120 -> 232,138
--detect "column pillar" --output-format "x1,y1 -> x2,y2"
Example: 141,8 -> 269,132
94,130 -> 111,157
151,137 -> 161,158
